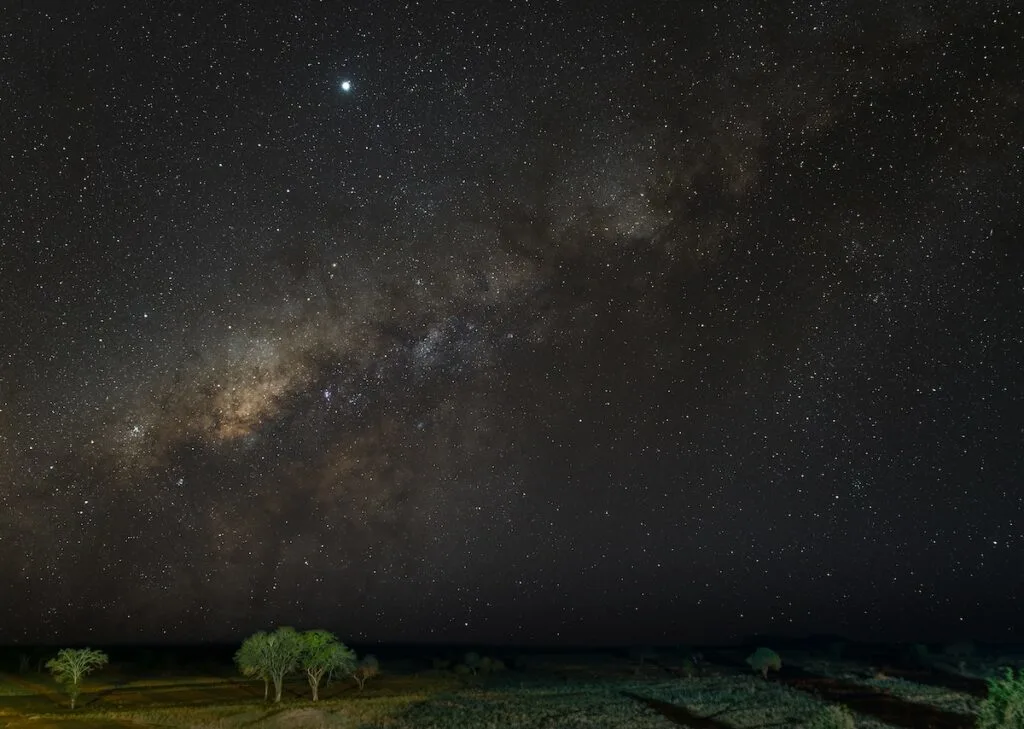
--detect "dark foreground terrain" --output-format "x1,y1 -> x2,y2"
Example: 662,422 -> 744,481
0,640 -> 1017,728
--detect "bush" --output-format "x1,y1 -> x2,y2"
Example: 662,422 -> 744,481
352,655 -> 380,690
978,668 -> 1024,729
746,647 -> 782,678
805,705 -> 856,729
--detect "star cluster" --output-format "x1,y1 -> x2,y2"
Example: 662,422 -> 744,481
1,2 -> 1021,645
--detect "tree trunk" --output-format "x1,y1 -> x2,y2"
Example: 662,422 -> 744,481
263,678 -> 269,701
273,676 -> 284,703
307,670 -> 324,701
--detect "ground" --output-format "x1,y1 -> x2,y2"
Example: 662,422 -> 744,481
0,647 -> 1015,728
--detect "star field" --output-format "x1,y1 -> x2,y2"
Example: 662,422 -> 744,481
1,2 -> 1022,645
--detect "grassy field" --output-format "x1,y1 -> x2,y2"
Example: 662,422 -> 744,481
0,670 -> 889,728
0,651 -> 1007,728
792,656 -> 984,715
0,677 -> 817,728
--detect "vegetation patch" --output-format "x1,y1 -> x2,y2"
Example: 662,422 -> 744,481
629,676 -> 894,729
798,657 -> 982,715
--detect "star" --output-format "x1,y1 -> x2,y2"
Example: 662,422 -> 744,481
2,0 -> 1020,651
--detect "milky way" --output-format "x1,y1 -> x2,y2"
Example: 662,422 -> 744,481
1,3 -> 1021,644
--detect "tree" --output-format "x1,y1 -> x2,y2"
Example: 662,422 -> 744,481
298,630 -> 356,702
746,646 -> 782,678
352,654 -> 380,690
235,631 -> 273,701
45,648 -> 109,709
235,627 -> 304,703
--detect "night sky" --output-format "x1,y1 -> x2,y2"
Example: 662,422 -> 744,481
1,2 -> 1021,647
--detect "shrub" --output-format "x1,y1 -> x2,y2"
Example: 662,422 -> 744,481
978,668 -> 1024,729
746,647 -> 782,678
805,705 -> 856,729
352,655 -> 380,690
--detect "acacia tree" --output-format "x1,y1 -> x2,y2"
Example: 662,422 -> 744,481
298,630 -> 356,701
235,631 -> 272,700
235,627 -> 304,703
45,648 -> 109,709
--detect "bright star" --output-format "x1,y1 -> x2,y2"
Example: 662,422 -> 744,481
340,80 -> 352,92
